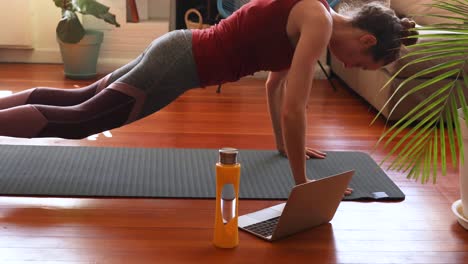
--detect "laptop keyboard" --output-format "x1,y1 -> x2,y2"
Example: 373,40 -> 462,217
243,217 -> 280,237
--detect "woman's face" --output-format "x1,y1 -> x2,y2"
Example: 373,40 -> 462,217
329,34 -> 384,70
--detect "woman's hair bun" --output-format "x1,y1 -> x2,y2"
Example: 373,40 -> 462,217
400,17 -> 418,46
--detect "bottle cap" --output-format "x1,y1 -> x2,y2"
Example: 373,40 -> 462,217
219,147 -> 238,165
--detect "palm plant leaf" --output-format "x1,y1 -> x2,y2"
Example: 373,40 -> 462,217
387,69 -> 459,119
447,0 -> 468,9
429,22 -> 468,28
407,144 -> 425,182
386,110 -> 440,171
401,46 -> 468,57
409,39 -> 468,49
464,71 -> 468,97
416,27 -> 468,33
459,75 -> 468,127
375,82 -> 453,152
382,93 -> 447,151
445,95 -> 457,168
405,33 -> 468,39
440,116 -> 447,175
451,92 -> 464,164
432,128 -> 439,183
371,59 -> 463,124
377,63 -> 461,122
375,0 -> 468,183
423,141 -> 432,183
419,14 -> 468,23
431,1 -> 468,17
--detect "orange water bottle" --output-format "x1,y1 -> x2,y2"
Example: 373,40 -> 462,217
213,147 -> 241,248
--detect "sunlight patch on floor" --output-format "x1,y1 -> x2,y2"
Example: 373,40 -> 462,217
87,131 -> 113,141
0,90 -> 13,98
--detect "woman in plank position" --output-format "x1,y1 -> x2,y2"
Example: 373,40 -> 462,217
0,0 -> 416,190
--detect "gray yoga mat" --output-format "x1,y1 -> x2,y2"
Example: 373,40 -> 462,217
0,145 -> 404,201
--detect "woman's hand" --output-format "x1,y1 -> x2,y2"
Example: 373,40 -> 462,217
344,187 -> 353,196
305,147 -> 326,159
279,147 -> 327,159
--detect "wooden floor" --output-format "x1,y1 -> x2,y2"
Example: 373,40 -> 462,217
0,63 -> 467,263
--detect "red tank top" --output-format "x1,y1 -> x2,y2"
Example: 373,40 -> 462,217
191,0 -> 330,87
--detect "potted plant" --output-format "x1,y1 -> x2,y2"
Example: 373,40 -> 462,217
373,0 -> 468,227
54,0 -> 120,79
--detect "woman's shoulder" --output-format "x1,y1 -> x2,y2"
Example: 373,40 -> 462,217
289,0 -> 332,31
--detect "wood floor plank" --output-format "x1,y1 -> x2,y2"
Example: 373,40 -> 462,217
0,63 -> 467,263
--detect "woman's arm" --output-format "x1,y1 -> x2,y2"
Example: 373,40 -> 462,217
266,70 -> 288,155
267,71 -> 328,160
283,3 -> 332,185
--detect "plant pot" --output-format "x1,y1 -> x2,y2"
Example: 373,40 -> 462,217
455,108 -> 468,229
57,29 -> 104,80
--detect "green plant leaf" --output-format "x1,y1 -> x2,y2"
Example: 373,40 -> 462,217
387,70 -> 459,120
428,22 -> 468,29
422,14 -> 468,23
424,142 -> 432,184
53,0 -> 120,43
400,134 -> 432,173
464,71 -> 468,91
389,119 -> 438,171
373,0 -> 468,183
409,39 -> 468,49
371,60 -> 463,124
432,128 -> 439,183
384,99 -> 445,150
457,82 -> 468,129
415,27 -> 468,33
403,46 -> 468,56
408,149 -> 424,181
56,10 -> 85,44
389,133 -> 428,172
440,117 -> 447,176
448,0 -> 468,12
450,93 -> 463,167
410,33 -> 468,39
381,54 -> 449,90
432,2 -> 468,18
54,0 -> 76,11
72,0 -> 120,27
445,100 -> 457,168
375,83 -> 452,151
384,100 -> 441,169
402,144 -> 426,173
401,50 -> 468,61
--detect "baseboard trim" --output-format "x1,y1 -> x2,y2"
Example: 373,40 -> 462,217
0,49 -> 62,64
0,51 -> 331,81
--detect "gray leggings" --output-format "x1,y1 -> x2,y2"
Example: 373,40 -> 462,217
0,30 -> 200,139
107,29 -> 200,119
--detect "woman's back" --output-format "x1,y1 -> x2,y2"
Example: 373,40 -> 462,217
192,0 -> 307,87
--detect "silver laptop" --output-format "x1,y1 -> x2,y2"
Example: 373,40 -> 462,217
238,170 -> 354,241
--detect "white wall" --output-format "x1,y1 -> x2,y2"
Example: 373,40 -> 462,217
0,0 -> 61,63
0,0 -> 170,73
148,0 -> 171,20
0,0 -> 33,48
83,0 -> 170,73
0,0 -> 328,78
